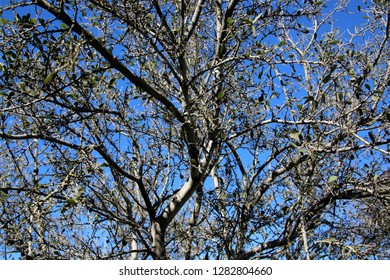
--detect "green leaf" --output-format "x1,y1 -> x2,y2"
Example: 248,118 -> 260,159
290,132 -> 302,141
22,118 -> 29,129
337,55 -> 345,61
304,95 -> 314,103
329,40 -> 339,45
368,132 -> 376,143
43,71 -> 57,85
321,93 -> 326,102
20,83 -> 26,91
0,18 -> 8,26
145,14 -> 153,23
328,175 -> 338,183
60,23 -> 68,29
66,198 -> 78,206
290,142 -> 299,148
311,100 -> 318,110
61,206 -> 69,214
226,17 -> 233,26
354,76 -> 364,85
219,44 -> 226,56
242,18 -> 252,24
278,40 -> 286,47
217,91 -> 225,100
322,74 -> 331,84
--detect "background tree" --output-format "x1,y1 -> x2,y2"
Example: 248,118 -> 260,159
0,0 -> 389,260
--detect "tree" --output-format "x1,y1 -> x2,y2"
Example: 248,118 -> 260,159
0,0 -> 389,260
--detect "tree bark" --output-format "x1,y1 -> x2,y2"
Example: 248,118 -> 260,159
151,220 -> 167,260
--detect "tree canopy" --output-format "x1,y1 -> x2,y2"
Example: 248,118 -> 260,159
1,0 -> 389,260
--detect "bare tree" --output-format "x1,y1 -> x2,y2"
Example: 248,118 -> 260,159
1,0 -> 389,260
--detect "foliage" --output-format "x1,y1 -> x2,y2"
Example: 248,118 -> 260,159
1,0 -> 389,259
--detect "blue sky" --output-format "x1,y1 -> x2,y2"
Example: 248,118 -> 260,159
1,0 -> 388,260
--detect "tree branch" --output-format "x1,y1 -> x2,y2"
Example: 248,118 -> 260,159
34,0 -> 185,123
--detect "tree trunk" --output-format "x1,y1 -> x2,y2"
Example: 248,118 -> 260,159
151,220 -> 167,260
